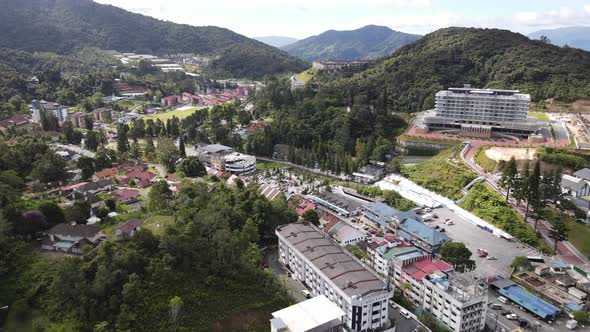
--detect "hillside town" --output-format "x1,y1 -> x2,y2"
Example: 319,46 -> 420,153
2,1 -> 590,332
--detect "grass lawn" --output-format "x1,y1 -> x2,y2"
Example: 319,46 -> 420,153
565,221 -> 590,257
144,215 -> 175,236
474,146 -> 497,172
294,67 -> 317,83
529,112 -> 549,120
144,106 -> 206,121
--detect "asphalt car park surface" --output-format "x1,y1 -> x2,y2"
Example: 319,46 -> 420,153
424,207 -> 541,279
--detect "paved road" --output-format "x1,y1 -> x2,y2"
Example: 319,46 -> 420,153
461,142 -> 589,269
265,247 -> 307,303
389,303 -> 427,332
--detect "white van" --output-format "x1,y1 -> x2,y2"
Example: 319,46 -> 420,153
498,296 -> 509,304
490,303 -> 503,310
400,309 -> 411,319
301,289 -> 311,299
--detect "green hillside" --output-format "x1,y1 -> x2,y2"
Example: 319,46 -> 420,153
283,25 -> 421,61
318,27 -> 590,113
0,0 -> 307,79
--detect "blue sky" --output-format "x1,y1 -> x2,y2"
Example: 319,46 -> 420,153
95,0 -> 590,39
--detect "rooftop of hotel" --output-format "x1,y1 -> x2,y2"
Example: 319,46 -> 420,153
270,295 -> 345,332
277,222 -> 387,298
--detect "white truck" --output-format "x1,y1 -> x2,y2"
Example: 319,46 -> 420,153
422,213 -> 435,221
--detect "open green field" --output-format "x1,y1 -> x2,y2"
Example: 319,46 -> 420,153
145,215 -> 175,235
144,106 -> 206,121
294,67 -> 317,83
474,146 -> 497,172
566,221 -> 590,257
256,161 -> 282,172
529,112 -> 550,120
401,145 -> 477,200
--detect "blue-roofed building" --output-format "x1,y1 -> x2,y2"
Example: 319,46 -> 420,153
397,218 -> 450,253
363,202 -> 398,228
491,279 -> 560,320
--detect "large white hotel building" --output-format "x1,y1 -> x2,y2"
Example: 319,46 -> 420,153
423,86 -> 541,137
276,222 -> 394,332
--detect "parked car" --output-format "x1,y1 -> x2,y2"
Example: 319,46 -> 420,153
400,309 -> 412,319
487,256 -> 497,260
498,296 -> 509,304
490,303 -> 503,310
301,289 -> 311,299
479,252 -> 488,257
506,314 -> 518,320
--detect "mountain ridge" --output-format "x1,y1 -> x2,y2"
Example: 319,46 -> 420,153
0,0 -> 308,79
528,26 -> 590,51
282,25 -> 421,61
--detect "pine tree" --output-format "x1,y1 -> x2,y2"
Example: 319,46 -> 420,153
499,156 -> 518,201
179,134 -> 186,158
549,220 -> 568,253
528,160 -> 542,229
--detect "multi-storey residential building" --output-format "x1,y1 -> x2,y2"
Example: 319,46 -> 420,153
277,223 -> 394,332
423,86 -> 541,137
390,256 -> 488,332
31,100 -> 70,124
366,235 -> 427,277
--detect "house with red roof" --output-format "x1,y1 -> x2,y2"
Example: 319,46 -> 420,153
93,168 -> 119,181
115,218 -> 145,239
321,213 -> 365,246
161,95 -> 179,107
123,170 -> 156,188
114,188 -> 141,204
289,195 -> 317,216
246,121 -> 269,134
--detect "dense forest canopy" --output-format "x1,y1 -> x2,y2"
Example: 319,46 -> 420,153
283,25 -> 421,61
312,27 -> 590,114
0,0 -> 308,79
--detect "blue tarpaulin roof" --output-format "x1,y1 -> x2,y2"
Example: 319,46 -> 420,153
497,285 -> 560,319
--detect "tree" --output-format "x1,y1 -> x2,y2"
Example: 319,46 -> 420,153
513,160 -> 529,206
144,135 -> 156,157
440,242 -> 474,272
178,157 -> 206,177
117,123 -> 130,153
178,134 -> 186,158
157,137 -> 180,173
549,220 -> 568,253
510,256 -> 532,271
528,159 -> 542,229
31,151 -> 68,184
301,209 -> 320,226
85,116 -> 94,130
85,131 -> 99,151
130,139 -> 142,159
539,35 -> 551,44
15,210 -> 49,235
38,201 -> 66,225
148,180 -> 173,212
573,310 -> 589,325
169,296 -> 184,332
77,157 -> 95,179
65,201 -> 91,224
499,156 -> 517,201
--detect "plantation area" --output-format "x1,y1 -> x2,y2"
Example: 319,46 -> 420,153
461,182 -> 542,248
145,106 -> 207,121
401,145 -> 477,200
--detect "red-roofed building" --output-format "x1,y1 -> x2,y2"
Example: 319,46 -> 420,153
0,114 -> 37,132
94,168 -> 118,181
114,188 -> 140,204
125,171 -> 156,188
247,121 -> 269,134
115,218 -> 145,239
161,95 -> 179,107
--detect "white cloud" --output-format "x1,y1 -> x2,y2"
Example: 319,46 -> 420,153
512,6 -> 590,29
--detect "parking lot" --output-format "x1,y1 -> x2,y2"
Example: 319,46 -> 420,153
424,207 -> 541,279
486,290 -> 562,332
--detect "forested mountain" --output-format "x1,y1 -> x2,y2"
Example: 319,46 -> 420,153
0,0 -> 307,79
314,27 -> 590,114
282,25 -> 421,61
253,36 -> 299,48
528,26 -> 590,51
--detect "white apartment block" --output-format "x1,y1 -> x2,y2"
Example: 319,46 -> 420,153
423,86 -> 540,137
390,256 -> 488,332
277,222 -> 394,332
